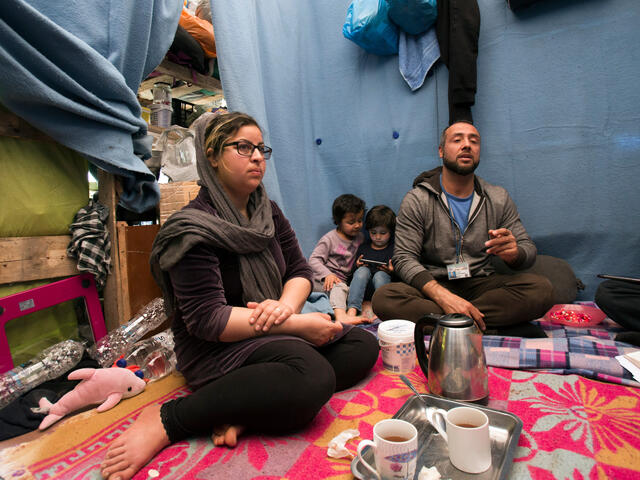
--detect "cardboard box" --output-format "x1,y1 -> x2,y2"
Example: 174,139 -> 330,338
158,181 -> 200,225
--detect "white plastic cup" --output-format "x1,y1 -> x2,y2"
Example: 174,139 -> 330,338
377,319 -> 416,374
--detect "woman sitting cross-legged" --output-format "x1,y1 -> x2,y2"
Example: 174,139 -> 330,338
100,111 -> 379,480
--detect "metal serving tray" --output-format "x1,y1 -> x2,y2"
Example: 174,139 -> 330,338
352,394 -> 522,480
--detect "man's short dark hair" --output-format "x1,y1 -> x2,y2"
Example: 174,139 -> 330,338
365,205 -> 396,233
332,194 -> 365,225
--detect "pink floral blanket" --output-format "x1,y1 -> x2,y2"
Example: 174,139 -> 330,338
8,356 -> 640,480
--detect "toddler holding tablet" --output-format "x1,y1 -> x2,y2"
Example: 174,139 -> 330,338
347,205 -> 396,320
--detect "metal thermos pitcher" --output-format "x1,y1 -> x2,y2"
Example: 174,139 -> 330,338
414,313 -> 489,402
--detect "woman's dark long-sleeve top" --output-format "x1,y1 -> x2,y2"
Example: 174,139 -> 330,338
168,187 -> 313,390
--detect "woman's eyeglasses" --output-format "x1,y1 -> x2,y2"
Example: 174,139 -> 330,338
224,140 -> 272,160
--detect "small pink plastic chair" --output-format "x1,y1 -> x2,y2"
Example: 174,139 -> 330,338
0,273 -> 107,373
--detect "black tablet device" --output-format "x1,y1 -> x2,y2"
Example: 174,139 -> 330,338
361,258 -> 387,267
597,274 -> 640,284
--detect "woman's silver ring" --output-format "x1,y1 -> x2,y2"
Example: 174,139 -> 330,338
274,307 -> 281,312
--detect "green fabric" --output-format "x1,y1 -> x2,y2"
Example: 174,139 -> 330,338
0,136 -> 88,237
0,280 -> 79,366
0,119 -> 90,364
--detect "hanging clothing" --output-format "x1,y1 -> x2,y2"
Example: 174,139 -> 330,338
398,27 -> 441,91
67,199 -> 112,288
436,0 -> 481,124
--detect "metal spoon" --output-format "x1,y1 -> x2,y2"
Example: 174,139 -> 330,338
399,374 -> 429,408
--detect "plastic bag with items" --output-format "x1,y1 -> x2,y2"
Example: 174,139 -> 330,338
343,0 -> 399,56
156,126 -> 197,182
388,0 -> 438,36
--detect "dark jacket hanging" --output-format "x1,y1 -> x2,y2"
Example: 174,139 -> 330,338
436,0 -> 481,124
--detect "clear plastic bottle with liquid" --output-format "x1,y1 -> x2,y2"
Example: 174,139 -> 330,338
0,339 -> 85,409
88,298 -> 167,367
118,328 -> 177,381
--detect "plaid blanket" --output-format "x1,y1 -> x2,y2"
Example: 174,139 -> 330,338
483,317 -> 640,388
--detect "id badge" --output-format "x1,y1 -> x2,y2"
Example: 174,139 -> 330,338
447,261 -> 471,280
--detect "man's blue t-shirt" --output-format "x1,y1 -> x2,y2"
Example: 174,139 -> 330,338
442,186 -> 473,233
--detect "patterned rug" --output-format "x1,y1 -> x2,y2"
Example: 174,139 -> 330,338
1,355 -> 639,480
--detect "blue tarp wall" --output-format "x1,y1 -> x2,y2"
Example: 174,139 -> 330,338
211,0 -> 640,300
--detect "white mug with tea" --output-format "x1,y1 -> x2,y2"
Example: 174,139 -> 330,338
426,406 -> 492,474
357,418 -> 418,480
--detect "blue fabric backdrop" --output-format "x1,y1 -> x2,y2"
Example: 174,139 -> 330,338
0,0 -> 182,212
211,0 -> 640,300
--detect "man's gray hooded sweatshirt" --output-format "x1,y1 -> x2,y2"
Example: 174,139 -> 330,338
393,166 -> 537,291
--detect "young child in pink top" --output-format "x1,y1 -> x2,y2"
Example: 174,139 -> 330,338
309,194 -> 370,325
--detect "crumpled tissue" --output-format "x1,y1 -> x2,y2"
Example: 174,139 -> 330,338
327,428 -> 360,459
418,465 -> 441,480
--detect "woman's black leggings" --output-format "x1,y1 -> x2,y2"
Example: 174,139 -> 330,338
160,327 -> 379,442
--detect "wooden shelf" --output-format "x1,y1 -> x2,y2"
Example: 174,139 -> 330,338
138,58 -> 224,106
0,236 -> 78,285
155,58 -> 222,93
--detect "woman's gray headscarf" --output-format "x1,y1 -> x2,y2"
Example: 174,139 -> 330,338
150,112 -> 283,315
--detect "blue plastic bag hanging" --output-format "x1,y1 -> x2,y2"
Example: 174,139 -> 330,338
387,0 -> 438,36
343,0 -> 399,56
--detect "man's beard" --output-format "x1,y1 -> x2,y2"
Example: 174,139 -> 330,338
442,152 -> 479,176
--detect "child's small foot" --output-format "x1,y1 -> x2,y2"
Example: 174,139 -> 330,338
342,314 -> 373,325
361,301 -> 378,321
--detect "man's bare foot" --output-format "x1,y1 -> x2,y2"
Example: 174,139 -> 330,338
101,403 -> 169,480
212,424 -> 245,447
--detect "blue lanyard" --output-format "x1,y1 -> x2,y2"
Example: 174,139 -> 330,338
448,213 -> 462,262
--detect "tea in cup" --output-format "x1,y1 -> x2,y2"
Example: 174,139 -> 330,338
357,418 -> 418,480
426,406 -> 491,474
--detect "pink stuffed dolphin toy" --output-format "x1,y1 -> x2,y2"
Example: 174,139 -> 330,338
38,367 -> 146,430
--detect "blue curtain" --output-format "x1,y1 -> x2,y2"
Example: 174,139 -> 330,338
0,0 -> 182,212
210,0 -> 640,299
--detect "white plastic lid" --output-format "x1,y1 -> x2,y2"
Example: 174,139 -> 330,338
377,319 -> 415,344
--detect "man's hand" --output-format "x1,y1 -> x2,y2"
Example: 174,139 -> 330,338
485,228 -> 519,265
323,273 -> 341,291
423,280 -> 486,331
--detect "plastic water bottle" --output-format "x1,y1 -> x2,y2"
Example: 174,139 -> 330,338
88,298 -> 167,368
0,339 -> 85,409
119,329 -> 177,381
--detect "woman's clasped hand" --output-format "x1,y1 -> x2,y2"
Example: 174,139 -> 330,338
247,299 -> 294,331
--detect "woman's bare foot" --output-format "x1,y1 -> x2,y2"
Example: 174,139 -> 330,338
101,403 -> 169,480
212,424 -> 245,447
